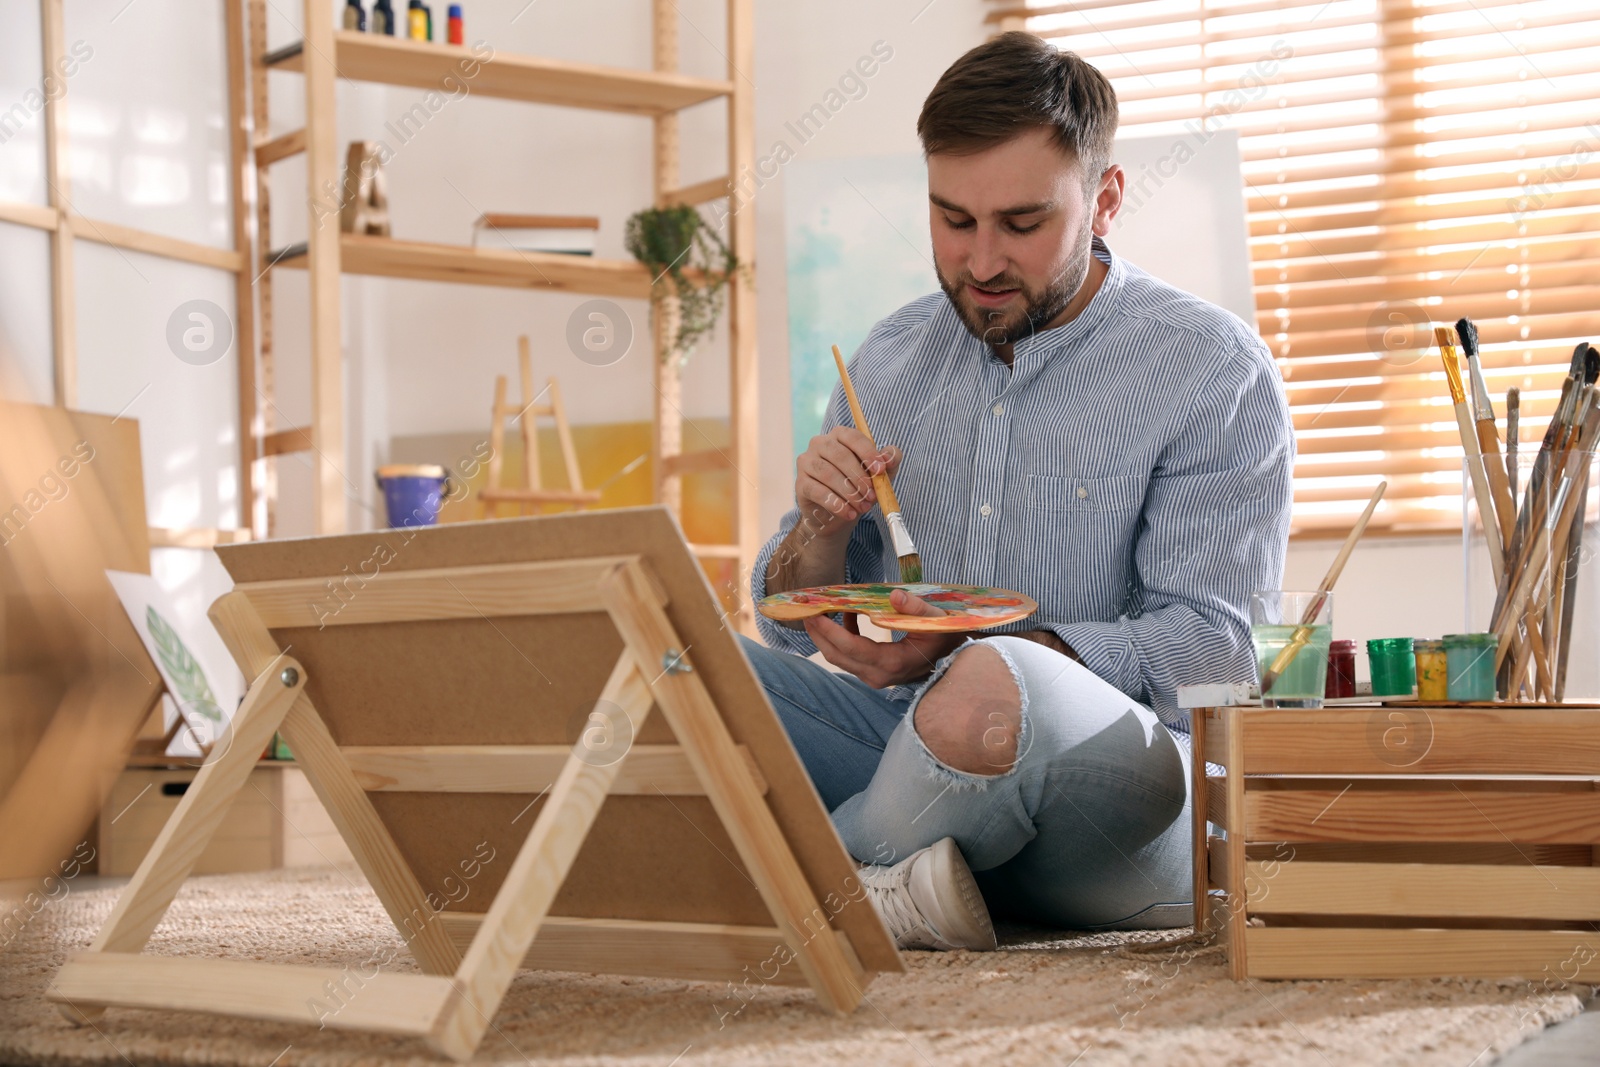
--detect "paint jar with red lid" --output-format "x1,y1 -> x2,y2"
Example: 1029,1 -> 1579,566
1325,639 -> 1357,699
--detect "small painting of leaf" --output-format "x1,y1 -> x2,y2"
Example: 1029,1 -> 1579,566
146,605 -> 224,722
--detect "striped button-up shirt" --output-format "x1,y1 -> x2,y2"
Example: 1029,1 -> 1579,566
752,237 -> 1295,727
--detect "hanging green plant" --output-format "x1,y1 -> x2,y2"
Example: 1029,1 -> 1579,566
624,205 -> 741,361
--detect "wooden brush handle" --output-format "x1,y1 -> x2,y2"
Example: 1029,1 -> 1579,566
831,345 -> 878,449
1477,418 -> 1518,554
832,343 -> 899,513
872,471 -> 902,516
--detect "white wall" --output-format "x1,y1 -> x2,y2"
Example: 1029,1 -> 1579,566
745,1 -> 985,532
0,0 -> 245,647
1284,537 -> 1464,650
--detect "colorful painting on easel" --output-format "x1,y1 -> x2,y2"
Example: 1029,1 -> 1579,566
758,583 -> 1037,633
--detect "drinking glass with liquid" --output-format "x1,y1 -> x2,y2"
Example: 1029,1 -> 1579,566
1251,590 -> 1333,709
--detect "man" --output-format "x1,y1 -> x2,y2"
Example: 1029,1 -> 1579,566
740,32 -> 1293,951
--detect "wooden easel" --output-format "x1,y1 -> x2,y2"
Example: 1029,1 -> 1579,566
49,509 -> 901,1061
477,335 -> 601,518
338,141 -> 390,236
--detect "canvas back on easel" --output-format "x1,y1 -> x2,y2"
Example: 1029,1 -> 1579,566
215,507 -> 899,965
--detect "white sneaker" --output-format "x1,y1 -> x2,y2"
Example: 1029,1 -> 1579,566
859,837 -> 997,951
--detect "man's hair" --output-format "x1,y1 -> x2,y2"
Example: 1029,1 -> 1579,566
917,32 -> 1118,188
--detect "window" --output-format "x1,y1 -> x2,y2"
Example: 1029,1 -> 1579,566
992,0 -> 1600,535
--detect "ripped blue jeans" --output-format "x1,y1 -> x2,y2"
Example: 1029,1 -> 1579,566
737,633 -> 1195,930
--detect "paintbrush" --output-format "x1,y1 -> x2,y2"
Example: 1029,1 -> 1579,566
1499,385 -> 1522,697
1554,346 -> 1598,699
1506,386 -> 1520,501
1505,343 -> 1589,571
1438,327 -> 1506,582
831,344 -> 923,583
1494,365 -> 1597,653
1498,345 -> 1594,622
1260,480 -> 1385,694
1458,318 -> 1518,554
1495,395 -> 1600,672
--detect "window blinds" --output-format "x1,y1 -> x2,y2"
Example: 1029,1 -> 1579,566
990,0 -> 1600,535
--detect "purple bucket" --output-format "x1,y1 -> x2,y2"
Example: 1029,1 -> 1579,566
375,464 -> 451,528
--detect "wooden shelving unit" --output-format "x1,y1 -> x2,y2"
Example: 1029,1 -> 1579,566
273,234 -> 655,298
264,31 -> 734,115
246,0 -> 758,628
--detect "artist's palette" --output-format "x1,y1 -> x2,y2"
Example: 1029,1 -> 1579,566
757,583 -> 1038,633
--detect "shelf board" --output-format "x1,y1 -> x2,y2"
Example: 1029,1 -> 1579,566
266,32 -> 732,116
273,234 -> 653,299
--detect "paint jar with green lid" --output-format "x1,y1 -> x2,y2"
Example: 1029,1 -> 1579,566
1444,632 -> 1499,702
1414,639 -> 1447,702
1366,637 -> 1416,697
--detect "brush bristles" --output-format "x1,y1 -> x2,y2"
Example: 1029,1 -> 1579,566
1569,342 -> 1589,378
897,554 -> 923,584
1455,317 -> 1480,357
1436,327 -> 1466,404
1585,346 -> 1598,386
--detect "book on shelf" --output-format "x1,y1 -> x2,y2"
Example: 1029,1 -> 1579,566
472,213 -> 599,256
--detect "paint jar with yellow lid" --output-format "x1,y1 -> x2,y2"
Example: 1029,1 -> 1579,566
1413,639 -> 1447,702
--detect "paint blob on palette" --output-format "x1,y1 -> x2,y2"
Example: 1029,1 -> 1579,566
758,583 -> 1038,633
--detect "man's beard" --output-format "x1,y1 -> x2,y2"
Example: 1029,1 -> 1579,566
936,232 -> 1093,348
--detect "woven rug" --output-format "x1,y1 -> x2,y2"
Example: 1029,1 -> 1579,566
0,868 -> 1585,1066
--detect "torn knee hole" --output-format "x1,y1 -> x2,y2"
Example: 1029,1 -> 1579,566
913,643 -> 1024,775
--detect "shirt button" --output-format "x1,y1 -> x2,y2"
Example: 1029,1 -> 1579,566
979,503 -> 992,517
992,403 -> 1004,416
1076,486 -> 1089,499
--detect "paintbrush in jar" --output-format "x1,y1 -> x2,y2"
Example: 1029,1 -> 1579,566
1457,318 -> 1518,556
1497,350 -> 1595,695
1505,342 -> 1589,571
1506,386 -> 1520,501
1554,346 -> 1598,699
831,344 -> 923,583
1260,481 -> 1385,694
1438,326 -> 1505,581
1495,386 -> 1600,674
1493,347 -> 1583,676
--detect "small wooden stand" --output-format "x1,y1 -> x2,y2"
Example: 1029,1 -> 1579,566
1193,702 -> 1600,980
49,509 -> 899,1060
477,335 -> 601,517
338,141 -> 390,236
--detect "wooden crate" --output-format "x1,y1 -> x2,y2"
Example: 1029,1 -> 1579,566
99,761 -> 353,876
1192,703 -> 1600,980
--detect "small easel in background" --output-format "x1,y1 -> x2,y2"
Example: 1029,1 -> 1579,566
339,141 -> 390,237
477,335 -> 601,518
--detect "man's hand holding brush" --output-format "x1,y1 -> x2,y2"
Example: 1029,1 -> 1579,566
798,426 -> 901,536
767,425 -> 902,613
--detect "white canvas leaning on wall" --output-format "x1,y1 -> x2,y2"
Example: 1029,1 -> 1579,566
782,130 -> 1256,455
